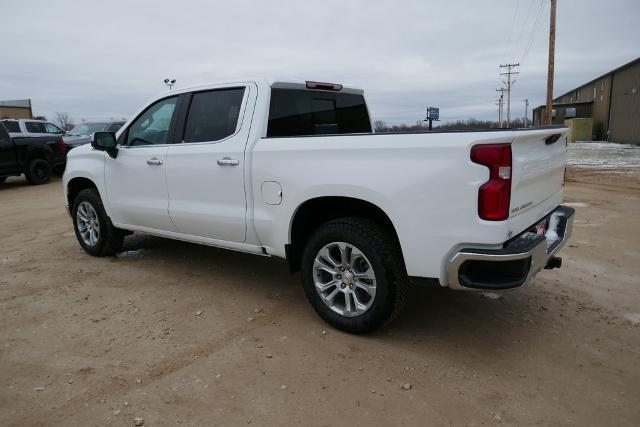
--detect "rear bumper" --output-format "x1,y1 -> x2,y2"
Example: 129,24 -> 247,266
447,205 -> 575,290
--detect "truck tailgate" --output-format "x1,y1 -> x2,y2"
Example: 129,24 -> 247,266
509,128 -> 569,233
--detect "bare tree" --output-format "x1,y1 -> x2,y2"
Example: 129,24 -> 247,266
55,112 -> 75,131
373,120 -> 388,132
372,118 -> 530,133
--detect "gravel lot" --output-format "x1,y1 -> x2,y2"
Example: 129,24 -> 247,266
1,149 -> 639,425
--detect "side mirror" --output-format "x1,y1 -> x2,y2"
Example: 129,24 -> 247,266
91,132 -> 118,158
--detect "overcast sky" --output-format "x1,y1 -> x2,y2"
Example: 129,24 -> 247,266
1,0 -> 638,125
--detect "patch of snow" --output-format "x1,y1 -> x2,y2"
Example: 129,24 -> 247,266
481,292 -> 502,300
117,249 -> 145,259
624,313 -> 640,326
567,142 -> 640,170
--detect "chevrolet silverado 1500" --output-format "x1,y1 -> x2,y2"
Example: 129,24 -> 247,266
63,79 -> 574,333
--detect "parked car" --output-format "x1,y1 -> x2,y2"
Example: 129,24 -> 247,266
63,78 -> 575,333
0,122 -> 67,185
1,119 -> 66,138
63,121 -> 125,149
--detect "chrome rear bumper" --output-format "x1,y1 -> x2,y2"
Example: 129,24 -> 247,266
447,205 -> 575,290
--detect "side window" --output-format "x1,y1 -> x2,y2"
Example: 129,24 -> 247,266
183,87 -> 245,143
44,123 -> 64,134
0,123 -> 10,140
25,122 -> 47,133
1,120 -> 21,133
126,97 -> 178,146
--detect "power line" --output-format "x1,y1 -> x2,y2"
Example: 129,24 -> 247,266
503,0 -> 521,61
520,0 -> 547,64
514,0 -> 538,50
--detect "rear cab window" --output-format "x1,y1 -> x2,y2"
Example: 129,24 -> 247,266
267,88 -> 372,137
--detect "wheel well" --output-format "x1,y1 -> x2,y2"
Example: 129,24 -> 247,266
67,178 -> 97,208
25,146 -> 53,164
287,197 -> 403,273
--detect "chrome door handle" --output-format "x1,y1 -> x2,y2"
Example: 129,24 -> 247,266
146,157 -> 163,166
217,157 -> 239,166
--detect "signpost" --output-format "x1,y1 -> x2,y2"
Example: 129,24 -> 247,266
424,107 -> 440,130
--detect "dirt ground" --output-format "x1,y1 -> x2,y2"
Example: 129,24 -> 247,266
1,166 -> 639,426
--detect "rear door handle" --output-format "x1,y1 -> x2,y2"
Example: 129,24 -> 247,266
146,157 -> 163,166
217,157 -> 239,166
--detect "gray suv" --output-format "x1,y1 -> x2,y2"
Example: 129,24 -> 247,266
63,121 -> 125,148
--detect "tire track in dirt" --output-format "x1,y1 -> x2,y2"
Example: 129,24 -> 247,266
26,300 -> 291,426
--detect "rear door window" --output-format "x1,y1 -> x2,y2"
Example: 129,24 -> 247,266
182,88 -> 246,143
25,121 -> 47,133
267,89 -> 371,137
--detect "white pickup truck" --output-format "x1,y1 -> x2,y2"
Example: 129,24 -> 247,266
63,78 -> 574,333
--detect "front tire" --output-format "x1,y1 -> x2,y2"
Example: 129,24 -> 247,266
25,158 -> 52,185
301,218 -> 407,334
72,188 -> 124,256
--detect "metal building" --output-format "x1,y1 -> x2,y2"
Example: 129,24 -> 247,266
533,57 -> 640,144
0,99 -> 33,119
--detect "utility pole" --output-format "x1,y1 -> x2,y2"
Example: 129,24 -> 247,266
500,63 -> 519,127
545,0 -> 557,125
496,88 -> 507,128
523,99 -> 529,127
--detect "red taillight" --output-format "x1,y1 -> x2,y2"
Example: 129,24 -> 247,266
471,143 -> 512,221
56,137 -> 66,151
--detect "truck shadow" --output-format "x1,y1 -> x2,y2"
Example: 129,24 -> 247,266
0,176 -> 61,191
116,233 -> 548,358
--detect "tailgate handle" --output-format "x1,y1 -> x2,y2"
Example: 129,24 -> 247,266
545,134 -> 562,145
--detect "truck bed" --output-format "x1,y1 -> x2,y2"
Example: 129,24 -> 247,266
251,126 -> 569,284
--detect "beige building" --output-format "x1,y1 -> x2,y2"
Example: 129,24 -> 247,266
533,57 -> 640,144
0,99 -> 33,119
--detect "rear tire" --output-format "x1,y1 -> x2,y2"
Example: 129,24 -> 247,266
300,217 -> 407,334
25,158 -> 52,185
72,188 -> 124,256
